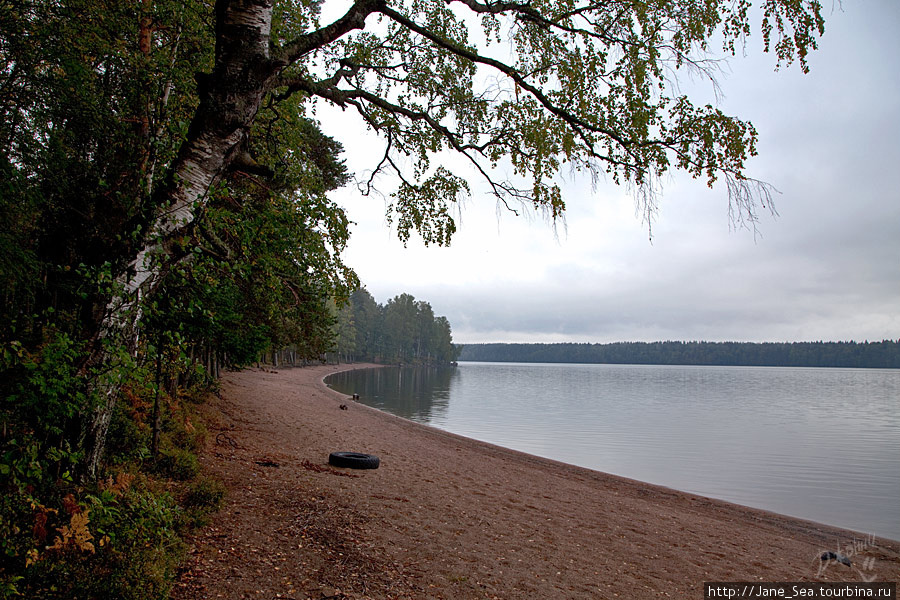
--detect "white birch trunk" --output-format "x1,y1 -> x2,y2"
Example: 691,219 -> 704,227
80,0 -> 381,478
80,0 -> 279,479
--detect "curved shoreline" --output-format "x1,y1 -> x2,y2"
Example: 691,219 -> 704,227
322,362 -> 900,542
173,363 -> 899,599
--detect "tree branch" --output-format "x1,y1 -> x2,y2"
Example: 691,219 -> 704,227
377,6 -> 634,154
276,0 -> 386,65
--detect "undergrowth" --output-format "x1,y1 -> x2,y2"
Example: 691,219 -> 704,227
1,336 -> 225,599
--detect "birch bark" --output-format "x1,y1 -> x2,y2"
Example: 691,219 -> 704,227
80,0 -> 281,479
81,0 -> 382,478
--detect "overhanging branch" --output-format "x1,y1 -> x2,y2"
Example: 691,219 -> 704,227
377,6 -> 634,155
276,0 -> 386,64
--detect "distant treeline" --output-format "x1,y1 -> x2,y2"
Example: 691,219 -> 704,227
457,340 -> 900,369
332,288 -> 461,365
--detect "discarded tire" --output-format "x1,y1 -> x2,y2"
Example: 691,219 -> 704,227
328,452 -> 380,470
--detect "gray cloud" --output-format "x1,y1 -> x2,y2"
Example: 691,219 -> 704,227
334,0 -> 900,344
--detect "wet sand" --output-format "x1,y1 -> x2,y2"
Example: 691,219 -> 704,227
172,364 -> 899,599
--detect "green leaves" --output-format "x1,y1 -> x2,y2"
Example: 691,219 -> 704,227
762,0 -> 825,73
4,330 -> 89,441
287,0 -> 824,241
333,288 -> 460,364
389,167 -> 464,246
147,104 -> 358,365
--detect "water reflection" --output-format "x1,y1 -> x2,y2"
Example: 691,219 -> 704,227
326,366 -> 457,423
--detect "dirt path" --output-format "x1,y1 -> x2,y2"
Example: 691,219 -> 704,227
170,365 -> 899,599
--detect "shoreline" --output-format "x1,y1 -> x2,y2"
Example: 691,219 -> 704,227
173,363 -> 899,599
327,362 -> 900,542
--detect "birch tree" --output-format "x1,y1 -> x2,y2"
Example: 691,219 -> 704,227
3,0 -> 825,478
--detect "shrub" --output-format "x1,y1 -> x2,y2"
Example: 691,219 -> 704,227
155,447 -> 199,481
182,476 -> 226,512
0,472 -> 185,600
180,476 -> 226,528
1,333 -> 224,599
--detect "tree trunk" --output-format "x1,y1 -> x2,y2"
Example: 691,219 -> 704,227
79,0 -> 282,480
151,344 -> 163,458
78,0 -> 384,479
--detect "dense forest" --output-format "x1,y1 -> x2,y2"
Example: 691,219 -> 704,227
0,3 -> 355,597
331,289 -> 460,365
458,341 -> 900,369
0,1 -> 461,593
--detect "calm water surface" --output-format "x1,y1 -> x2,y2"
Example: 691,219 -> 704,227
326,362 -> 900,540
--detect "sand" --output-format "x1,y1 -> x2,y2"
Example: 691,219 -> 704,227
171,364 -> 899,599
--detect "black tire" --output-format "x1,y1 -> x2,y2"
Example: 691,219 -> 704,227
328,452 -> 380,470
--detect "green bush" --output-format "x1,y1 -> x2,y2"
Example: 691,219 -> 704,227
104,398 -> 151,466
5,477 -> 184,600
182,476 -> 226,511
0,492 -> 32,598
180,476 -> 226,528
1,332 -> 225,599
2,331 -> 88,495
155,447 -> 199,481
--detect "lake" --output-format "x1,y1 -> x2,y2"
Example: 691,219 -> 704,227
325,362 -> 900,541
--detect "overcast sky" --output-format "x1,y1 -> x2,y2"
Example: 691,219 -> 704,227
321,0 -> 900,345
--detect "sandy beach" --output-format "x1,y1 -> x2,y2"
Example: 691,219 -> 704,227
171,364 -> 899,599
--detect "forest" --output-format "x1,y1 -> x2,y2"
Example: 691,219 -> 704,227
3,3 -> 367,596
458,341 -> 900,369
331,289 -> 460,366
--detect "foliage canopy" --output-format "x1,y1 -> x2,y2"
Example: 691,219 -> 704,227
277,0 -> 824,241
334,288 -> 460,364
